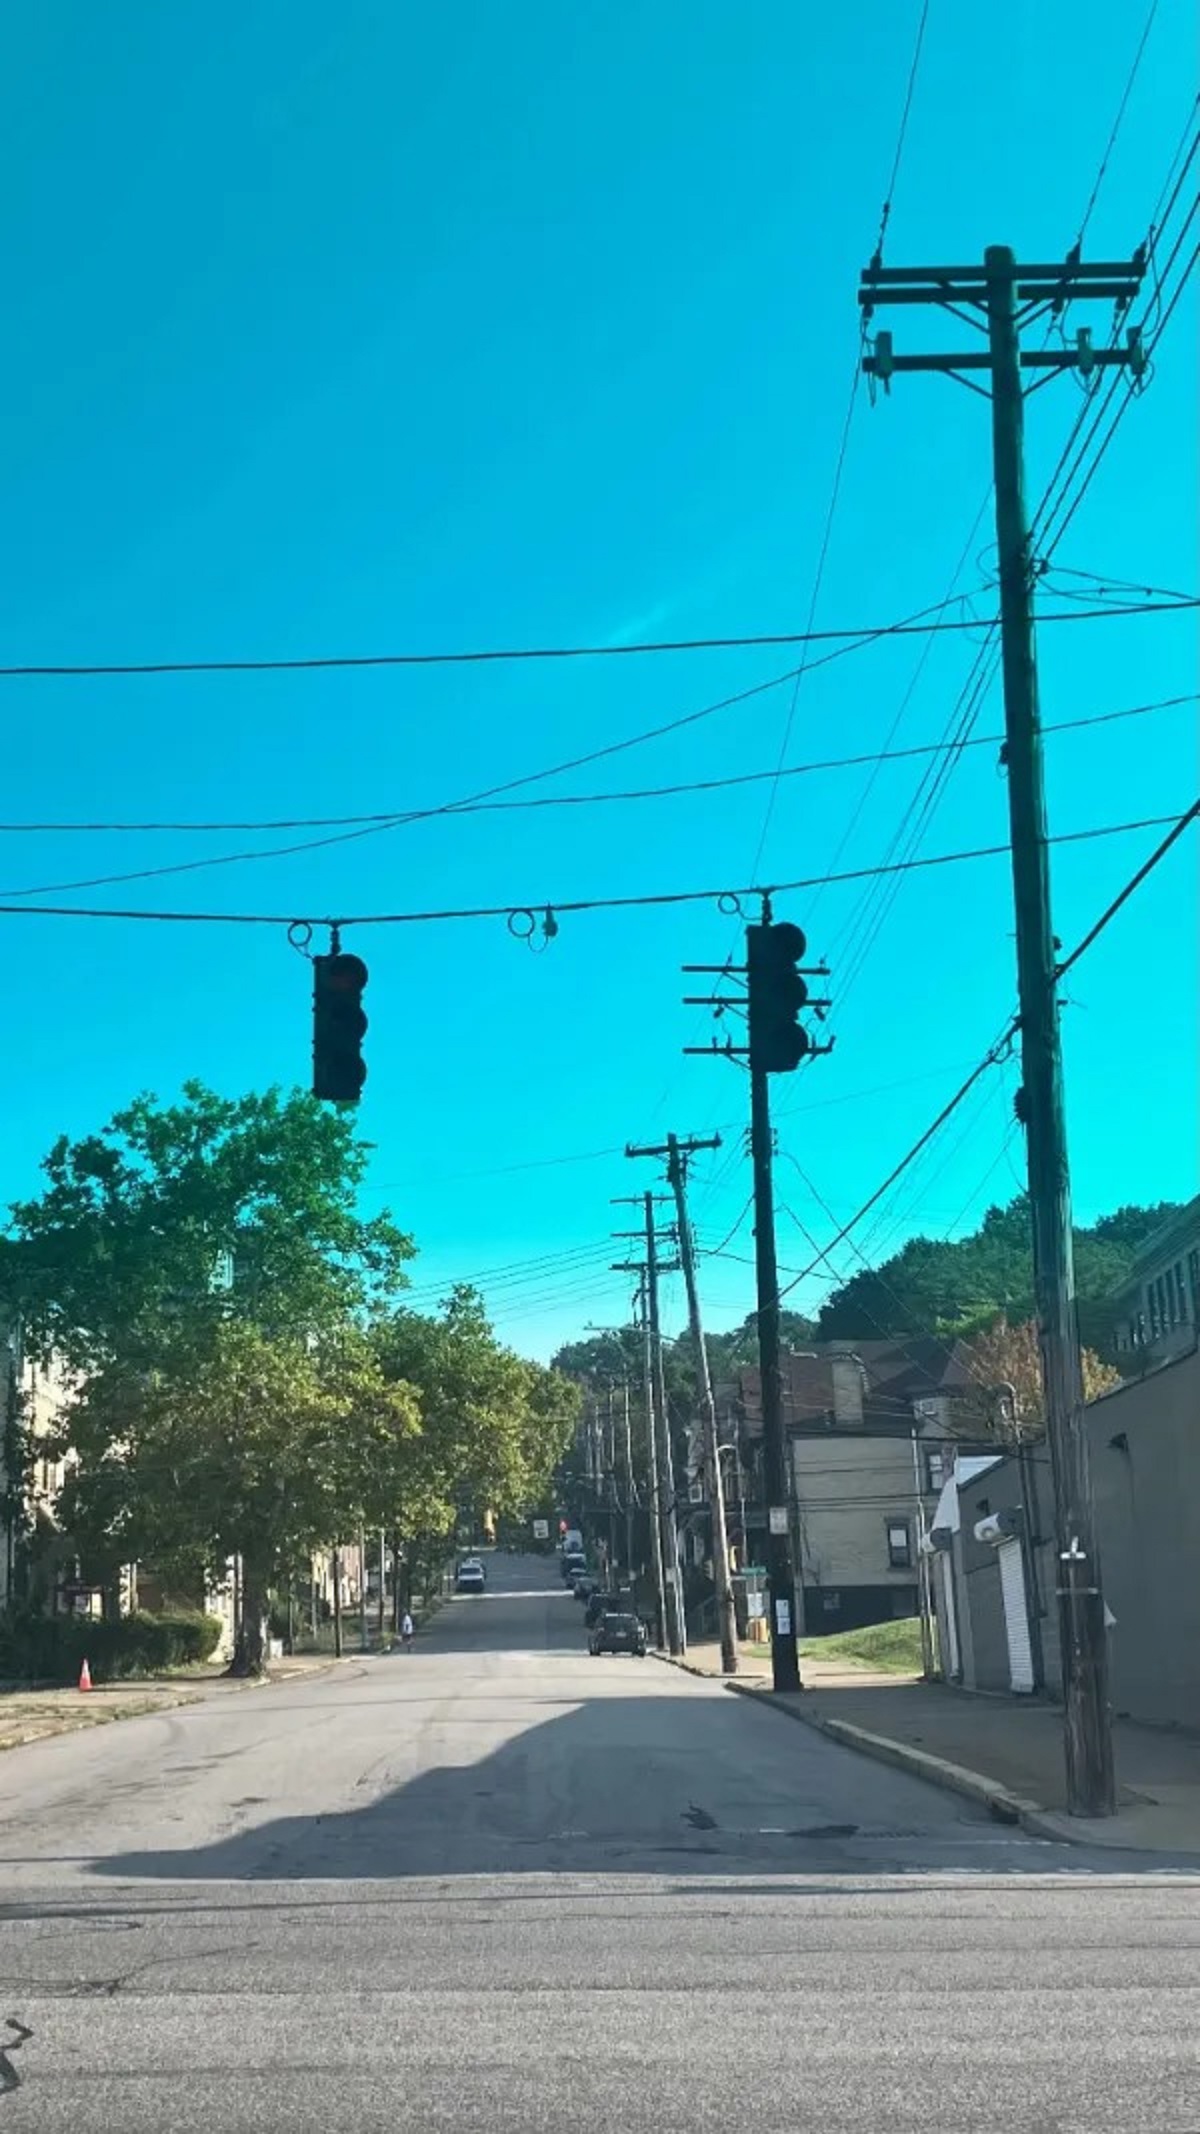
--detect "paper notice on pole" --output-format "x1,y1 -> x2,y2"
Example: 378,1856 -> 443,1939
768,1505 -> 789,1535
774,1597 -> 792,1637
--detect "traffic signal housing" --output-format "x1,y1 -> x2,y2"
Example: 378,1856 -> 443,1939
747,921 -> 810,1074
312,952 -> 369,1103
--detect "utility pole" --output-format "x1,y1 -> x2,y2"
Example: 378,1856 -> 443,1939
331,1545 -> 344,1659
749,1036 -> 802,1693
358,1524 -> 370,1653
683,916 -> 830,1694
614,1193 -> 685,1653
858,247 -> 1145,1816
621,1376 -> 635,1595
626,1138 -> 738,1673
636,1280 -> 670,1646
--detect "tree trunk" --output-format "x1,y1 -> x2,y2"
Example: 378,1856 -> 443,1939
227,1558 -> 268,1676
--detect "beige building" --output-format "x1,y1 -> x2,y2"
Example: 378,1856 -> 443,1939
1,1318 -> 79,1614
734,1337 -> 989,1637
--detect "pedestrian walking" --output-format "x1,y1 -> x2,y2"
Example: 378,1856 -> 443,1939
401,1611 -> 414,1651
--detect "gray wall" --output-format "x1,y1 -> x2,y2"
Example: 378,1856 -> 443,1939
1088,1347 -> 1200,1728
951,1346 -> 1200,1726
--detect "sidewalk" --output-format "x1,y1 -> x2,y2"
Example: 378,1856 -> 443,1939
657,1638 -> 908,1690
660,1643 -> 1200,1856
0,1650 -> 350,1755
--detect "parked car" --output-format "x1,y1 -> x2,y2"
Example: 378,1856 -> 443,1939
584,1590 -> 622,1629
455,1563 -> 485,1595
561,1552 -> 586,1584
589,1612 -> 648,1657
572,1573 -> 598,1601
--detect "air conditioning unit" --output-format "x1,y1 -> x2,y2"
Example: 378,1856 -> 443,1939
913,1399 -> 939,1420
688,1480 -> 705,1504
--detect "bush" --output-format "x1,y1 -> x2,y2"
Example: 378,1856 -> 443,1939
0,1607 -> 224,1684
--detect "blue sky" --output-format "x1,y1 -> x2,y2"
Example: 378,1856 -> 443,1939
1,1 -> 1196,1360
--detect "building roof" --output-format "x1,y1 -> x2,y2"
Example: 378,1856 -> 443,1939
1111,1195 -> 1200,1297
737,1334 -> 981,1435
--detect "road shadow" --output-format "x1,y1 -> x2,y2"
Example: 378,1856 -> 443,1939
88,1687 -> 1196,1884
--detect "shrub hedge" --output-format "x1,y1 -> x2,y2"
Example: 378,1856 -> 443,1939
0,1608 -> 224,1684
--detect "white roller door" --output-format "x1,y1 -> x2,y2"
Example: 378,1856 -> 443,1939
998,1538 -> 1034,1693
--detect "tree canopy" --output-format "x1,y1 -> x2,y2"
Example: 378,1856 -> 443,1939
3,1084 -> 578,1670
816,1195 -> 1178,1355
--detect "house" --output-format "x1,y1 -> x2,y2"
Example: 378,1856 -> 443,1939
733,1337 -> 994,1637
931,1342 -> 1200,1728
1111,1194 -> 1200,1370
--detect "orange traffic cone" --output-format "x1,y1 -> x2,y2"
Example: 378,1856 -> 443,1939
78,1658 -> 92,1693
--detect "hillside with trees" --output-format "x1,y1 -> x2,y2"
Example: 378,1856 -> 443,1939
816,1195 -> 1179,1357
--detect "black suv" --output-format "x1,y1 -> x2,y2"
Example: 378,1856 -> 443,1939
584,1590 -> 623,1629
589,1611 -> 648,1657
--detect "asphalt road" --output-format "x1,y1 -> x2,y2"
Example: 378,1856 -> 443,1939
2,1552 -> 1199,2131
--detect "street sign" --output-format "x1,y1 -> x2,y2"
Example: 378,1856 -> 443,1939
532,1518 -> 549,1540
768,1505 -> 789,1535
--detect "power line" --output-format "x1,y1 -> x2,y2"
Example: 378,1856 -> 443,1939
0,583 -> 1016,915
5,598 -> 1182,683
1054,800 -> 1200,979
1,688 -> 1186,856
1075,0 -> 1161,247
0,809 -> 1181,929
777,797 -> 1200,1302
828,127 -> 1200,1025
871,0 -> 931,264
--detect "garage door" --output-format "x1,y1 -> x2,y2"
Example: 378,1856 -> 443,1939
998,1538 -> 1034,1694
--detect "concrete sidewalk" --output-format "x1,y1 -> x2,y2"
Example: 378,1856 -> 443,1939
660,1640 -> 1200,1856
657,1638 -> 910,1690
752,1672 -> 1200,1856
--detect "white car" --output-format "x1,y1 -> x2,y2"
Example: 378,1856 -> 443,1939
455,1561 -> 485,1594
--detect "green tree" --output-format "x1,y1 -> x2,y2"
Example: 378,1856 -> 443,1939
955,1316 -> 1122,1442
817,1194 -> 1181,1354
4,1084 -> 418,1666
374,1287 -> 579,1537
3,1082 -> 413,1371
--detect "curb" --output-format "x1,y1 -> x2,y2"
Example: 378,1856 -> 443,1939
0,1686 -> 203,1756
725,1679 -> 1049,1833
649,1649 -> 773,1686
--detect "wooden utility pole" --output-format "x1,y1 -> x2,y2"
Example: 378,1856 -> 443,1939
681,915 -> 830,1696
859,246 -> 1146,1816
613,1195 -> 685,1653
627,1137 -> 737,1673
637,1283 -> 670,1645
331,1545 -> 344,1659
616,1375 -> 636,1592
749,1039 -> 802,1692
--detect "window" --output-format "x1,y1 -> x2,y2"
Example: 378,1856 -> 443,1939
1189,1250 -> 1200,1316
1148,1279 -> 1162,1337
1175,1262 -> 1189,1323
886,1519 -> 912,1570
925,1448 -> 950,1493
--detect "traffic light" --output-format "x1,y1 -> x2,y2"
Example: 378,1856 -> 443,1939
312,952 -> 369,1102
747,920 -> 810,1074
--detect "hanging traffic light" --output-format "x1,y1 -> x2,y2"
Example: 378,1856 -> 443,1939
313,952 -> 369,1102
747,921 -> 810,1074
